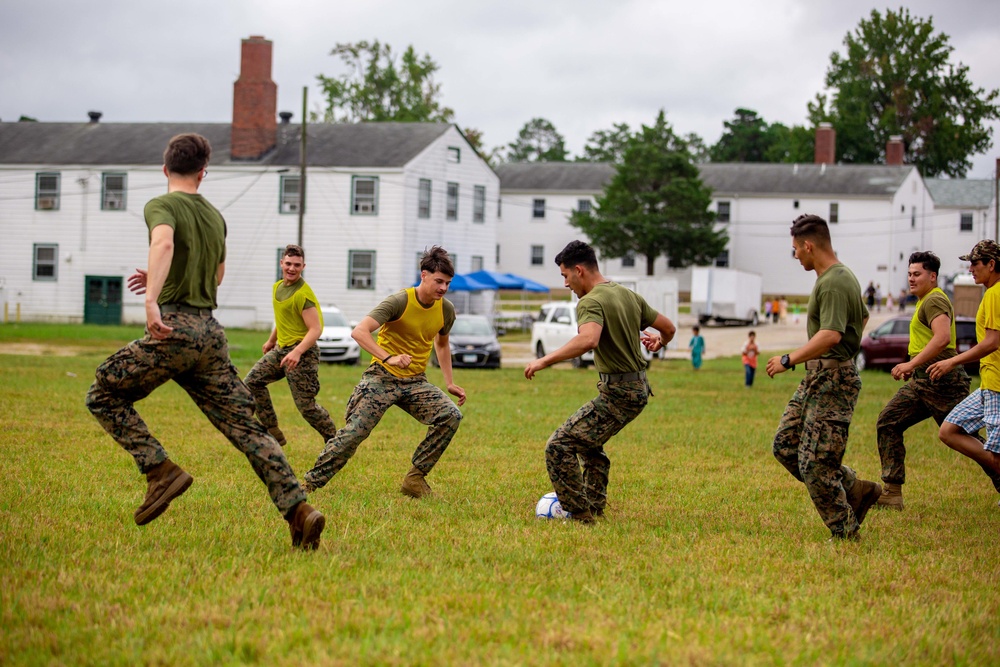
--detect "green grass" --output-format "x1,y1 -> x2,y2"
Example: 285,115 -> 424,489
2,325 -> 999,665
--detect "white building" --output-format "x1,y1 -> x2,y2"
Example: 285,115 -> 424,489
0,37 -> 498,326
925,177 -> 998,280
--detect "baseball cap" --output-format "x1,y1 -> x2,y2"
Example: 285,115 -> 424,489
959,239 -> 1000,263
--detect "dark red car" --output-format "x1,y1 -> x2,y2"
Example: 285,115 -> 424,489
857,315 -> 977,374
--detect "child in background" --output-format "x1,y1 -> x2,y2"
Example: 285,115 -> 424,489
742,331 -> 758,387
689,326 -> 706,370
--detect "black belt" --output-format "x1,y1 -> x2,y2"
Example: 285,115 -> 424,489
160,303 -> 213,316
599,371 -> 646,383
804,359 -> 855,371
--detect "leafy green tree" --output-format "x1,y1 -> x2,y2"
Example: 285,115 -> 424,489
315,40 -> 454,123
462,128 -> 503,166
505,118 -> 568,162
681,132 -> 711,164
709,108 -> 771,162
813,8 -> 999,176
578,123 -> 632,163
763,123 -> 815,163
570,111 -> 726,275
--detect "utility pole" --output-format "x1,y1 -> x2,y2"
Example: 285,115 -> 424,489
297,86 -> 308,247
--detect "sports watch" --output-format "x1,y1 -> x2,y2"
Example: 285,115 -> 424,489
780,354 -> 794,370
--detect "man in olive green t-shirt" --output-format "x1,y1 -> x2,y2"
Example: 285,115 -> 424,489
766,214 -> 881,541
524,240 -> 676,524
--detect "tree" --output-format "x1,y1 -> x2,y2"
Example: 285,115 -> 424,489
462,128 -> 503,166
505,118 -> 568,162
570,111 -> 727,276
578,123 -> 632,163
814,8 -> 999,177
315,40 -> 454,123
709,109 -> 814,164
762,123 -> 815,163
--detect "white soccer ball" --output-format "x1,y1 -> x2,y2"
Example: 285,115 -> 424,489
535,491 -> 570,519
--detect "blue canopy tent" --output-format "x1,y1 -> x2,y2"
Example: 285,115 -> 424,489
413,273 -> 493,313
502,273 -> 549,293
466,270 -> 550,330
465,270 -> 525,290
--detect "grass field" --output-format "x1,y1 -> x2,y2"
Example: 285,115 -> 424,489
2,324 -> 999,665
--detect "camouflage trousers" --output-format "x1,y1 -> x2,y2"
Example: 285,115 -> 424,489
773,366 -> 862,537
304,363 -> 463,489
85,312 -> 306,516
244,344 -> 337,442
545,378 -> 650,516
877,370 -> 1000,491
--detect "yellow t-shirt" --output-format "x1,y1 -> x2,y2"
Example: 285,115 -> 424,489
371,288 -> 454,378
272,279 -> 322,348
977,283 -> 1000,391
907,287 -> 956,360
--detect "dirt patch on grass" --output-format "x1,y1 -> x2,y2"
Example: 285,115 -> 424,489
0,343 -> 93,357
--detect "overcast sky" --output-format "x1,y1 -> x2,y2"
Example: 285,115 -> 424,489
2,0 -> 998,177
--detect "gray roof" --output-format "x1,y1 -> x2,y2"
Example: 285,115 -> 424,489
496,162 -> 616,191
495,160 -> 918,197
698,163 -> 915,197
0,121 -> 453,168
925,178 -> 995,208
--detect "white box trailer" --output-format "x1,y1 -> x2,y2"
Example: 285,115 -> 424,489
691,267 -> 762,326
610,276 -> 680,350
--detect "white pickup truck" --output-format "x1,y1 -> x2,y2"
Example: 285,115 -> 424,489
531,301 -> 653,368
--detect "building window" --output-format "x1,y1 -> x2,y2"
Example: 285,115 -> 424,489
447,147 -> 461,163
102,173 -> 127,210
715,249 -> 730,268
497,197 -> 502,219
960,212 -> 974,232
33,243 -> 58,281
496,244 -> 500,265
36,172 -> 60,210
577,199 -> 592,215
622,250 -> 636,268
829,202 -> 839,223
471,255 -> 484,272
716,201 -> 730,223
280,175 -> 301,214
418,179 -> 432,219
473,185 -> 486,223
352,176 -> 379,215
911,208 -> 916,229
532,199 -> 546,219
446,182 -> 459,220
530,245 -> 545,266
348,250 -> 375,289
275,247 -> 285,281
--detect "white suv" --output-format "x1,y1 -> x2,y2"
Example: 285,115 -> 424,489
316,306 -> 361,364
531,301 -> 654,368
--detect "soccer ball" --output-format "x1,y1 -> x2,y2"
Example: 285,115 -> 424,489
535,492 -> 570,519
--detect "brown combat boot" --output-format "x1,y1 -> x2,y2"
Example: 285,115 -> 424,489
876,482 -> 904,510
846,479 -> 882,527
570,509 -> 596,525
134,459 -> 194,526
287,501 -> 325,550
400,466 -> 433,498
268,426 -> 287,447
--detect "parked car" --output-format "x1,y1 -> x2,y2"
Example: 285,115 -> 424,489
531,301 -> 653,368
857,315 -> 977,374
431,314 -> 502,369
316,306 -> 361,364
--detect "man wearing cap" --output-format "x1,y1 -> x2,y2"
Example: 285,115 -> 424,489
929,240 -> 1000,487
766,214 -> 882,541
875,251 -> 1000,509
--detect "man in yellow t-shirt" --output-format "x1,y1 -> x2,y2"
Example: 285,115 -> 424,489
245,245 -> 337,447
303,246 -> 466,499
875,251 -> 999,510
930,240 -> 1000,488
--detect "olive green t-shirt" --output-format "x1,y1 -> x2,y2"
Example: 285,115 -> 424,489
806,263 -> 869,361
576,282 -> 658,374
144,191 -> 227,309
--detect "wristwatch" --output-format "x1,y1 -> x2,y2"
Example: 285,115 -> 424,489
780,354 -> 794,370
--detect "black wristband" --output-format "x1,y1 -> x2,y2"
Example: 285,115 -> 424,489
382,353 -> 393,363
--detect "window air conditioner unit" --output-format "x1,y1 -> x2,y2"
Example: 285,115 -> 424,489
106,199 -> 123,210
282,201 -> 299,213
37,197 -> 57,210
356,202 -> 375,214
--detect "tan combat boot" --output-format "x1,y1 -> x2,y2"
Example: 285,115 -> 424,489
288,501 -> 325,550
876,482 -> 904,510
400,466 -> 433,498
268,426 -> 287,447
846,479 -> 882,527
570,509 -> 596,525
134,459 -> 194,526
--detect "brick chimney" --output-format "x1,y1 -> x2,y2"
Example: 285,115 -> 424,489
814,122 -> 836,165
886,135 -> 904,165
232,36 -> 277,160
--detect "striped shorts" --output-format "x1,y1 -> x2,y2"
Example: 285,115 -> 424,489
945,388 -> 1000,454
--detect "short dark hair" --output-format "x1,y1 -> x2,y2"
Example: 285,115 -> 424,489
554,240 -> 598,270
420,246 -> 454,277
790,214 -> 831,245
163,133 -> 211,175
908,251 -> 940,274
282,244 -> 305,261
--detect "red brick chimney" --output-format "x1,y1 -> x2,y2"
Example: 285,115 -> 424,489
232,36 -> 277,160
886,135 -> 904,166
814,122 -> 836,165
